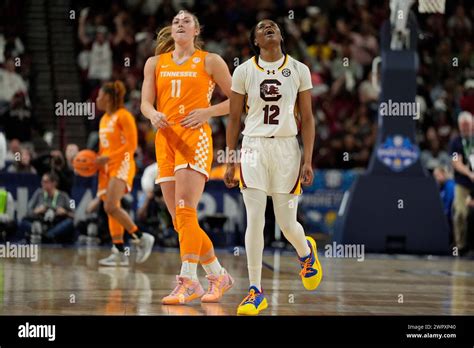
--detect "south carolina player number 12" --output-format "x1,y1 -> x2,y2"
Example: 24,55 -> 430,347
263,104 -> 279,124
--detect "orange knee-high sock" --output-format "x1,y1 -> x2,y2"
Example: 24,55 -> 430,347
109,202 -> 139,238
119,199 -> 139,236
200,230 -> 216,265
108,215 -> 125,245
175,206 -> 202,263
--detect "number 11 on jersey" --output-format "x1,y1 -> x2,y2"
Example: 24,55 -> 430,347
171,79 -> 181,98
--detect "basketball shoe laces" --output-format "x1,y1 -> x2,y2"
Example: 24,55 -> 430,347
206,275 -> 222,295
170,278 -> 188,297
299,252 -> 314,277
240,289 -> 257,305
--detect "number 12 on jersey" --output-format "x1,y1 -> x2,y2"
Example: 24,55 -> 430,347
171,79 -> 181,98
263,105 -> 279,124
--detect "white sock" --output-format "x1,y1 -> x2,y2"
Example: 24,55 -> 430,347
180,261 -> 198,280
242,188 -> 267,292
272,193 -> 311,258
202,258 -> 223,275
248,265 -> 262,291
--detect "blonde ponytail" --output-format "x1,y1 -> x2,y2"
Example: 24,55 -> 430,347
155,26 -> 174,55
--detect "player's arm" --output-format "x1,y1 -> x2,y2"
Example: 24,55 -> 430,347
181,53 -> 231,128
227,91 -> 245,154
297,62 -> 315,186
140,56 -> 170,129
297,89 -> 315,186
205,53 -> 231,116
96,145 -> 109,166
96,122 -> 107,165
224,63 -> 246,187
224,91 -> 245,188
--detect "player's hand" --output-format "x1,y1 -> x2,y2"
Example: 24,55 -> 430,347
150,111 -> 170,129
181,108 -> 211,129
469,172 -> 474,182
224,163 -> 239,188
300,163 -> 314,186
96,156 -> 109,166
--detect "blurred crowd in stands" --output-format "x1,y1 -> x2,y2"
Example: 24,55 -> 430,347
2,0 -> 473,172
0,0 -> 473,253
69,0 -> 474,173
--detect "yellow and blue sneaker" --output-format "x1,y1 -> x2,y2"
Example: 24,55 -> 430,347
236,286 -> 268,316
299,236 -> 323,291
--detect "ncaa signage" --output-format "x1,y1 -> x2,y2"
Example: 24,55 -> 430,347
376,135 -> 420,172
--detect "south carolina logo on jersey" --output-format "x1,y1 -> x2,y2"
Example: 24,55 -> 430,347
260,79 -> 282,101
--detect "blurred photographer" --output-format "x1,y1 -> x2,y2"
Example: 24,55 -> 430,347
450,111 -> 474,255
19,172 -> 75,243
136,163 -> 176,247
137,184 -> 176,247
433,166 -> 455,239
76,194 -> 133,246
32,149 -> 74,194
464,193 -> 474,256
49,150 -> 74,194
65,143 -> 79,171
6,146 -> 36,174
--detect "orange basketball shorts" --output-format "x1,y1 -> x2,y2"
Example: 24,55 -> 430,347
155,123 -> 213,183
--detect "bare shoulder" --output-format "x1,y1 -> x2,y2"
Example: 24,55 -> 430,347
204,52 -> 228,77
205,52 -> 227,68
144,55 -> 159,71
205,52 -> 222,62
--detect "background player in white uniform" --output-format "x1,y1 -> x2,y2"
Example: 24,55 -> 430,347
225,19 -> 323,315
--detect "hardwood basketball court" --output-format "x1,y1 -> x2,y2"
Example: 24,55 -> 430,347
1,246 -> 473,316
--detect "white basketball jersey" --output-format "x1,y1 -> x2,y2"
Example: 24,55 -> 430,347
231,54 -> 312,137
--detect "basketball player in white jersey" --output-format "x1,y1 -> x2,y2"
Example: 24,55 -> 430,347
225,19 -> 323,315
